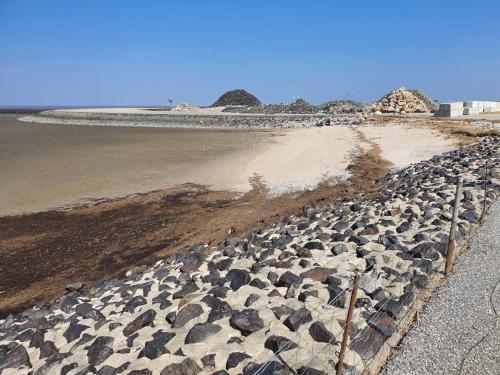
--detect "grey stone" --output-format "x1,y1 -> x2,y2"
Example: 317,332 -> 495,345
350,326 -> 386,360
86,336 -> 114,366
244,294 -> 260,307
160,358 -> 202,375
459,209 -> 480,223
309,321 -> 335,343
271,305 -> 295,320
327,285 -> 346,307
249,278 -> 268,289
348,235 -> 369,246
123,296 -> 147,314
138,331 -> 175,359
284,308 -> 312,332
172,304 -> 203,328
226,269 -> 251,291
264,335 -> 298,353
226,352 -> 251,369
331,243 -> 349,255
201,353 -> 215,369
229,309 -> 264,336
304,241 -> 325,250
0,344 -> 32,371
122,309 -> 156,336
185,323 -> 221,344
360,274 -> 381,294
152,291 -> 172,309
276,271 -> 302,288
173,281 -> 199,299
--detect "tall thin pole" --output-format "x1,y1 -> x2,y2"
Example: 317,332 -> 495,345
336,273 -> 360,375
482,161 -> 488,218
445,176 -> 463,276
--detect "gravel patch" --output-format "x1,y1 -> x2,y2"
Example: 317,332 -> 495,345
382,200 -> 500,375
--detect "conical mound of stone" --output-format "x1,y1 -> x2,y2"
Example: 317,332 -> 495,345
371,87 -> 431,114
211,89 -> 261,107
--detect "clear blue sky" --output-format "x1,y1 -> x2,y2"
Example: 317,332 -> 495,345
1,0 -> 499,106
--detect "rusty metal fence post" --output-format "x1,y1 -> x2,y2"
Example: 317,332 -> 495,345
445,176 -> 463,276
336,273 -> 360,375
482,161 -> 488,218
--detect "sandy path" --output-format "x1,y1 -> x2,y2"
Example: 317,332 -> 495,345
358,124 -> 455,169
236,126 -> 358,194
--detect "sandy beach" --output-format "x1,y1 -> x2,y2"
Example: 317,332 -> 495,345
0,113 -> 488,333
0,116 -> 455,216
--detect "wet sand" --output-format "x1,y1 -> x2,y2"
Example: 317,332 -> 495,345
0,116 -> 458,216
0,116 -> 361,215
0,116 -> 270,215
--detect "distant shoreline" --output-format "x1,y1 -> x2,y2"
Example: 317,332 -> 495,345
20,108 -> 330,129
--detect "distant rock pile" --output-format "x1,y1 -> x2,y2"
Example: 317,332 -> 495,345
318,100 -> 366,114
222,98 -> 315,114
212,90 -> 261,107
371,87 -> 431,114
172,103 -> 201,112
223,98 -> 365,115
408,89 -> 439,112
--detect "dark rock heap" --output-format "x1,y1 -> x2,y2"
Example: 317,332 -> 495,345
211,90 -> 261,107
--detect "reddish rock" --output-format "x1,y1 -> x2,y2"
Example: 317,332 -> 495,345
359,226 -> 379,235
268,289 -> 282,297
274,259 -> 294,269
300,267 -> 336,283
367,312 -> 396,337
350,326 -> 386,360
63,321 -> 89,343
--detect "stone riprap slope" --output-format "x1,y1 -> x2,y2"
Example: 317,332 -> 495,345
0,137 -> 498,375
21,110 -> 331,129
21,110 -> 366,129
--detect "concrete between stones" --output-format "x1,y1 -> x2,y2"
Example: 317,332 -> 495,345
0,137 -> 498,375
